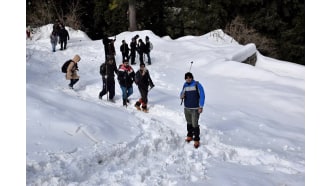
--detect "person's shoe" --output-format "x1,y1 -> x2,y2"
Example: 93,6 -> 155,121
185,136 -> 193,143
135,104 -> 141,110
99,95 -> 102,100
194,141 -> 200,148
123,100 -> 127,106
68,84 -> 73,89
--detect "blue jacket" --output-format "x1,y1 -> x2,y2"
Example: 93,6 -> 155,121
180,80 -> 205,109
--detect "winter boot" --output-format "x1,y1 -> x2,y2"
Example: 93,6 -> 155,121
141,105 -> 148,113
194,141 -> 200,148
185,136 -> 193,143
135,101 -> 141,110
123,99 -> 127,106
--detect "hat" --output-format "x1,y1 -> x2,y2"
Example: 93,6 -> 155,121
184,72 -> 193,80
72,55 -> 81,63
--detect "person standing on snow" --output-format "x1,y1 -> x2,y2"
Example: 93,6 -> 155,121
50,30 -> 58,52
137,39 -> 146,64
66,55 -> 81,89
130,36 -> 138,65
180,72 -> 205,148
145,36 -> 152,65
117,58 -> 135,106
134,63 -> 155,112
102,36 -> 111,60
58,24 -> 70,50
26,25 -> 32,40
99,57 -> 118,101
120,40 -> 130,62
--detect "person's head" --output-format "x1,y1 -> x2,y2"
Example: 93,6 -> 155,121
140,63 -> 146,69
122,40 -> 125,43
184,72 -> 194,82
123,58 -> 129,66
72,55 -> 81,63
146,36 -> 149,41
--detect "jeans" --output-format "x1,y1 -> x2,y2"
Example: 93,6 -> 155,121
120,86 -> 133,100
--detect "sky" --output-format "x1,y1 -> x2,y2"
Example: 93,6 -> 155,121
21,23 -> 307,186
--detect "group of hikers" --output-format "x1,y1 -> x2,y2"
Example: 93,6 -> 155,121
103,34 -> 152,66
62,29 -> 205,148
50,19 -> 70,52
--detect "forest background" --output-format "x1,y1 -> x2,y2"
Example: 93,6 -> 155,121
26,0 -> 305,65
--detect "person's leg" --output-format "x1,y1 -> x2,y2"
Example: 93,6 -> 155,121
99,78 -> 107,99
146,52 -> 151,65
109,79 -> 115,99
191,109 -> 200,142
120,86 -> 128,105
64,40 -> 67,49
184,108 -> 194,141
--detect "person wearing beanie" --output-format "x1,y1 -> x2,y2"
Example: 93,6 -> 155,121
66,54 -> 81,89
134,63 -> 155,112
180,72 -> 205,148
117,59 -> 135,106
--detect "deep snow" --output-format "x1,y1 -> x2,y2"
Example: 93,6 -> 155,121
24,24 -> 305,185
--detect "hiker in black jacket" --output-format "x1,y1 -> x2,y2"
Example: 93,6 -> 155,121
99,58 -> 118,101
120,40 -> 130,62
134,63 -> 154,112
58,24 -> 69,50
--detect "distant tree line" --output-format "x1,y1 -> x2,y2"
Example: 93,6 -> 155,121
26,0 -> 305,65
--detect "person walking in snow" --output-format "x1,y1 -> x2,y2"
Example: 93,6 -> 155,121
134,63 -> 154,112
180,72 -> 205,148
50,30 -> 58,52
99,57 -> 118,101
117,58 -> 135,106
66,55 -> 81,89
58,24 -> 70,50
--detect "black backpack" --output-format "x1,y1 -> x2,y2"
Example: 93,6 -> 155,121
99,63 -> 106,76
61,60 -> 77,73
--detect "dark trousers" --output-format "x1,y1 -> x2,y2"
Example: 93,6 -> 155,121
136,87 -> 149,107
122,53 -> 129,62
99,78 -> 115,99
69,79 -> 79,87
130,51 -> 136,64
60,39 -> 67,50
138,52 -> 144,64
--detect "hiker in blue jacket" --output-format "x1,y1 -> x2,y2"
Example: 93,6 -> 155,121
180,72 -> 205,148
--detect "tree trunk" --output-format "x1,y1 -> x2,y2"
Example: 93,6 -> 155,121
128,0 -> 137,31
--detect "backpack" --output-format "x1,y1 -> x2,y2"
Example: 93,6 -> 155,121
61,60 -> 76,73
100,63 -> 106,76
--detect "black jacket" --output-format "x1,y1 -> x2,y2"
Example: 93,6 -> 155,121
58,28 -> 69,41
135,69 -> 154,90
100,62 -> 118,80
